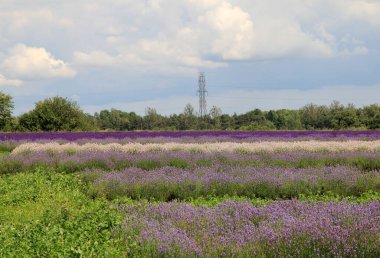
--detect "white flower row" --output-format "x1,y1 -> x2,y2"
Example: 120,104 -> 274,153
11,140 -> 380,154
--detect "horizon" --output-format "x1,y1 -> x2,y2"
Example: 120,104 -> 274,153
7,93 -> 380,117
0,1 -> 379,116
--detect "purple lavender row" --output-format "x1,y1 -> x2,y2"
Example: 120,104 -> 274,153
5,150 -> 380,168
88,166 -> 378,200
95,166 -> 368,185
2,130 -> 380,142
120,200 -> 380,257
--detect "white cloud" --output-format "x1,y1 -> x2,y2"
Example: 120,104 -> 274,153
0,74 -> 22,86
249,19 -> 334,59
0,0 -> 378,91
3,9 -> 73,31
73,51 -> 117,67
1,0 -> 376,75
69,0 -> 377,75
0,8 -> 74,51
198,1 -> 255,59
72,0 -> 255,73
346,0 -> 380,26
73,39 -> 227,75
1,44 -> 76,80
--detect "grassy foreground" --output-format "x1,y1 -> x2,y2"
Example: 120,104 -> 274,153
0,168 -> 125,257
1,168 -> 379,257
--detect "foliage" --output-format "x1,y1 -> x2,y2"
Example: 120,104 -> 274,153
363,104 -> 380,129
3,94 -> 378,131
0,168 -> 124,257
0,91 -> 14,131
209,105 -> 222,128
179,103 -> 198,130
95,109 -> 136,131
18,96 -> 96,132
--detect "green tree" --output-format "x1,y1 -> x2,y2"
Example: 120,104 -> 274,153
144,107 -> 162,130
18,96 -> 95,132
179,103 -> 197,130
301,103 -> 331,129
128,112 -> 143,130
268,110 -> 303,130
0,91 -> 14,130
220,114 -> 232,130
209,106 -> 222,129
240,120 -> 276,130
363,104 -> 380,129
329,101 -> 361,129
235,109 -> 264,128
96,109 -> 130,131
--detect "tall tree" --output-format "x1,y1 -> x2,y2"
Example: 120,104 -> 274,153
96,109 -> 130,131
209,105 -> 222,129
144,107 -> 161,130
180,103 -> 197,130
0,91 -> 14,130
301,103 -> 331,129
363,104 -> 380,129
19,96 -> 95,131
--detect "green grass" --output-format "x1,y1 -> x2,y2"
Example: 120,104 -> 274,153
0,168 -> 125,257
0,151 -> 10,157
183,191 -> 380,207
0,143 -> 16,153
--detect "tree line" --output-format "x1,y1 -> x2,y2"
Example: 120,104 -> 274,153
0,91 -> 379,132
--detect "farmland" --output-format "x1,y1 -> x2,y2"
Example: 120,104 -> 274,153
0,131 -> 379,257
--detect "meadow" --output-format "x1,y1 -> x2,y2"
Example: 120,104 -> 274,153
0,131 -> 379,257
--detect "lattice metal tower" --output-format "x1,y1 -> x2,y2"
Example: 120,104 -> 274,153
198,72 -> 207,117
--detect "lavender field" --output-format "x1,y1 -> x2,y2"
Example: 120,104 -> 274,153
2,130 -> 380,142
1,131 -> 379,257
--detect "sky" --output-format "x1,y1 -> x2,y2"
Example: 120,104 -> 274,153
0,0 -> 380,116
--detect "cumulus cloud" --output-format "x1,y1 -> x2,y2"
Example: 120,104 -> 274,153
1,0 -> 375,74
71,0 -> 255,73
0,74 -> 22,86
69,0 -> 377,74
197,1 -> 256,59
249,19 -> 334,59
1,44 -> 76,80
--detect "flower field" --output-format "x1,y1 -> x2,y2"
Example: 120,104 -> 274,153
0,132 -> 379,257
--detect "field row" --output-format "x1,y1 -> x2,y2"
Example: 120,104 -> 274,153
3,150 -> 380,173
119,200 -> 380,257
2,130 -> 380,141
12,141 -> 380,154
86,166 -> 379,200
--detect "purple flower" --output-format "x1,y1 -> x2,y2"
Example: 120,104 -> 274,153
120,200 -> 380,257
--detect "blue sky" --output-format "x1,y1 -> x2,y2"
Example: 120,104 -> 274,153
0,0 -> 380,115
